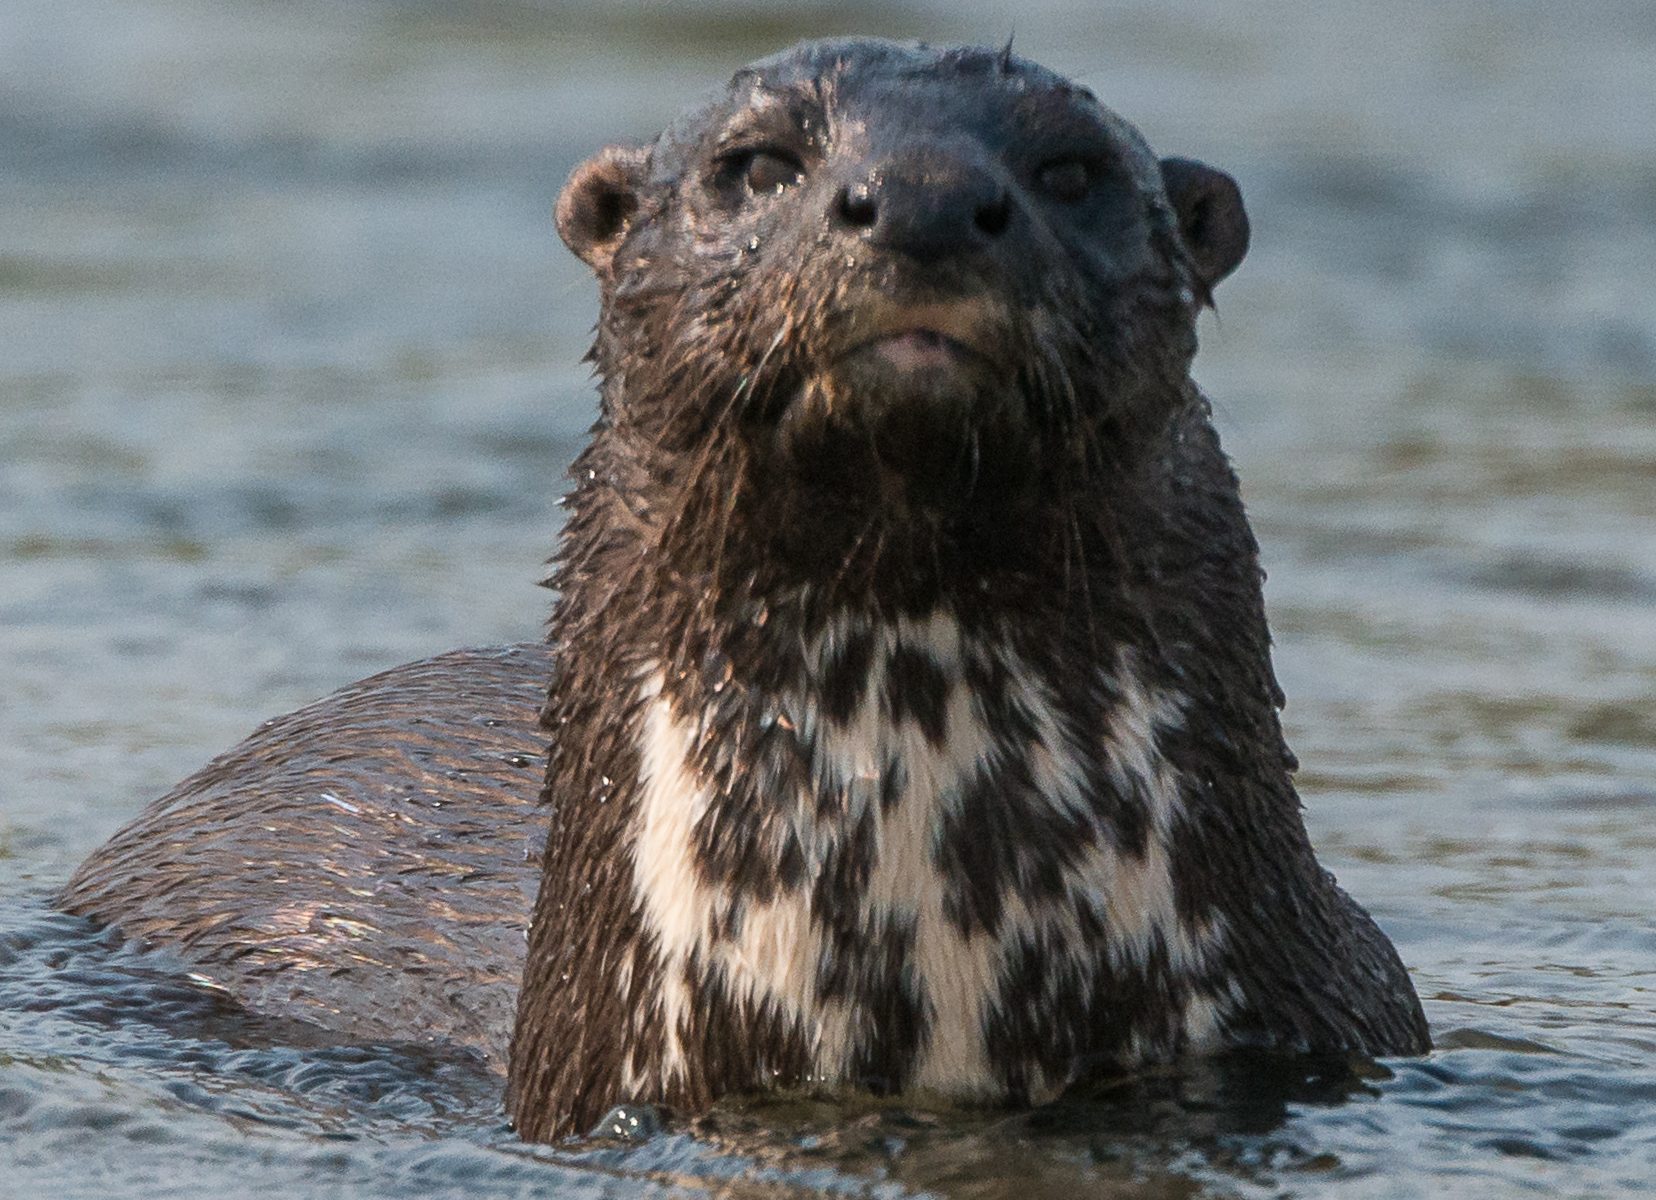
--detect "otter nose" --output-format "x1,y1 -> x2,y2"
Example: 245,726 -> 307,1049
833,153 -> 1011,262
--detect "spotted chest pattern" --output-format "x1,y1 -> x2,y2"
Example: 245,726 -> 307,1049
620,610 -> 1240,1104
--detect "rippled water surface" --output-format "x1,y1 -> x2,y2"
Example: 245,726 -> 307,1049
3,0 -> 1655,1195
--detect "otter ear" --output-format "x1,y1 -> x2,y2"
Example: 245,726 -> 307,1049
556,144 -> 650,275
1158,157 -> 1250,294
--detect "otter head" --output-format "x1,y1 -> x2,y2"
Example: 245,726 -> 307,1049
555,38 -> 1248,607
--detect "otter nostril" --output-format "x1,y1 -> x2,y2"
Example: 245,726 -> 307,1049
837,184 -> 878,229
975,192 -> 1011,237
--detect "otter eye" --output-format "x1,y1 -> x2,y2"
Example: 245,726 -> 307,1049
740,150 -> 804,194
1035,159 -> 1090,203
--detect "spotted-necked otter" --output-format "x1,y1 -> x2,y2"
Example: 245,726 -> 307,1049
61,38 -> 1430,1143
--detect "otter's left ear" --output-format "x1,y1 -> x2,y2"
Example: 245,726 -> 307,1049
1159,157 -> 1250,294
556,144 -> 651,276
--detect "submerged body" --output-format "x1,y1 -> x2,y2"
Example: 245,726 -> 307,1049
64,38 -> 1429,1143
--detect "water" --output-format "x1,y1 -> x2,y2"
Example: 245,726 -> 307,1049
2,0 -> 1654,1194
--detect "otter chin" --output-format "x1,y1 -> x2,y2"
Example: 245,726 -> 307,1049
857,326 -> 976,373
838,298 -> 1001,376
837,316 -> 994,405
60,36 -> 1430,1148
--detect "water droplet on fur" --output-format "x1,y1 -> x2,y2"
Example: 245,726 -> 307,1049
590,1104 -> 664,1141
747,236 -> 760,252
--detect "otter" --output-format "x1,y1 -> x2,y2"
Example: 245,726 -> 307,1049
61,38 -> 1430,1144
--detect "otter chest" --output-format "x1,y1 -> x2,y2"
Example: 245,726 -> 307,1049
622,612 -> 1234,1102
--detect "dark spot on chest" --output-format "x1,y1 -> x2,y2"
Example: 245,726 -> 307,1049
820,627 -> 876,723
885,644 -> 949,744
936,751 -> 1098,938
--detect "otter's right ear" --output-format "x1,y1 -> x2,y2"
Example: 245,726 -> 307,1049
1158,157 -> 1250,295
556,144 -> 650,276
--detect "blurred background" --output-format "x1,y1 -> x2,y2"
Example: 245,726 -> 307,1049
2,1 -> 1654,1195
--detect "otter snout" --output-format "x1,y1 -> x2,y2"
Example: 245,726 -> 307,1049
831,149 -> 1013,264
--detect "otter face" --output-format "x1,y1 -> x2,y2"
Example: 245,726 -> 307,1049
557,39 -> 1247,557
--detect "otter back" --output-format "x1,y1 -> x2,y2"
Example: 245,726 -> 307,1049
60,644 -> 553,1067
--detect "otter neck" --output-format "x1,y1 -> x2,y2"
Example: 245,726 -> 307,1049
571,350 -> 1168,616
510,405 -> 1302,1137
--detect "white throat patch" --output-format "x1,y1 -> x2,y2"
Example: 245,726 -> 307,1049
623,610 -> 1229,1100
